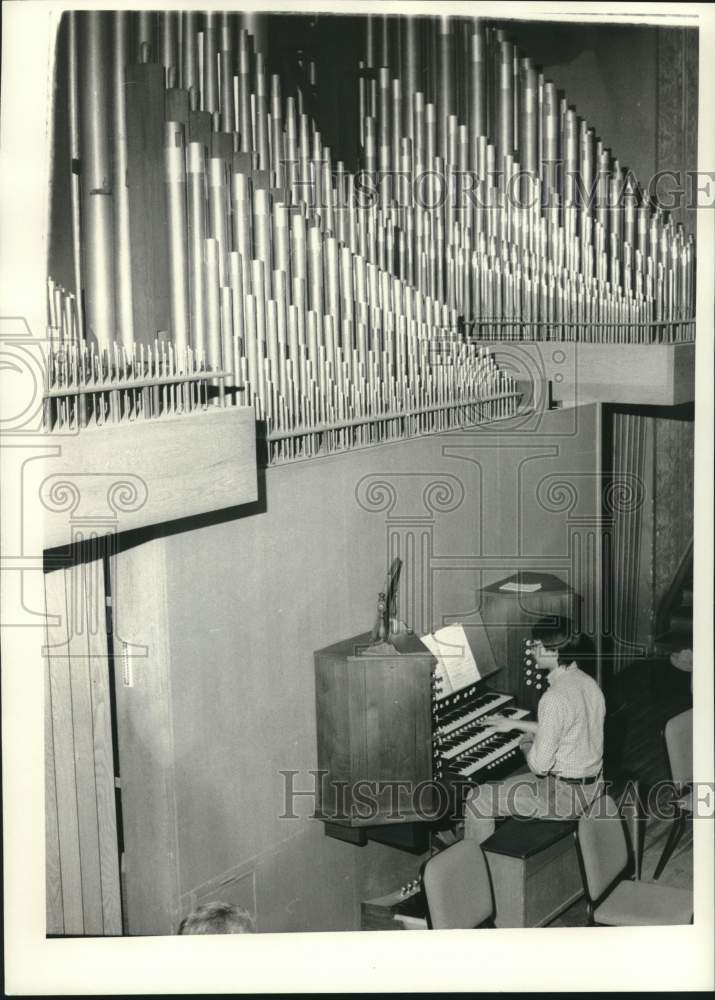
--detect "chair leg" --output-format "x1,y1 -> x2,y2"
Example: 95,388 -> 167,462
629,796 -> 647,881
617,779 -> 644,880
653,809 -> 687,880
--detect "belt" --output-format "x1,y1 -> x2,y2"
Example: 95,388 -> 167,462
556,773 -> 601,786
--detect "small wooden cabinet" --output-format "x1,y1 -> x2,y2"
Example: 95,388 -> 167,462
478,574 -> 582,714
481,819 -> 583,928
314,631 -> 436,828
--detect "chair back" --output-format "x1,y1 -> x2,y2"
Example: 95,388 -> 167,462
423,839 -> 493,929
664,708 -> 692,787
576,795 -> 629,902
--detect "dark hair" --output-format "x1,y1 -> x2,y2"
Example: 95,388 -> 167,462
178,901 -> 255,935
531,616 -> 594,667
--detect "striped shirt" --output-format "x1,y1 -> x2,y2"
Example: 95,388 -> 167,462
526,664 -> 606,779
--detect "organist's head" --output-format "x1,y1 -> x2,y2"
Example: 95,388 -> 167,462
178,901 -> 255,935
530,616 -> 593,674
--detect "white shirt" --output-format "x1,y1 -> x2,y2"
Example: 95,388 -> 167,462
526,663 -> 605,779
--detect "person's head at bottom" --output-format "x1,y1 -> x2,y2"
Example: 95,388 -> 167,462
178,901 -> 255,935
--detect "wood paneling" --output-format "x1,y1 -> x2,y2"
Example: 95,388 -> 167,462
84,556 -> 122,933
110,540 -> 181,935
653,416 -> 694,609
44,647 -> 65,935
487,343 -> 695,409
610,412 -> 653,672
45,568 -> 84,935
607,406 -> 694,669
66,561 -> 104,933
44,558 -> 121,935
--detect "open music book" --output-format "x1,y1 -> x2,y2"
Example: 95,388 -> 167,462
421,624 -> 481,695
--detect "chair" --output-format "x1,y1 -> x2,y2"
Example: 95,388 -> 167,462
575,794 -> 692,926
422,839 -> 494,929
653,708 -> 693,879
603,701 -> 645,879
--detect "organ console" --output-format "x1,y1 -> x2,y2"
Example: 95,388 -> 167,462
314,569 -> 589,844
314,615 -> 533,843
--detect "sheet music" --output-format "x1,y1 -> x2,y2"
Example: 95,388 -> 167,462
421,624 -> 481,694
499,580 -> 542,593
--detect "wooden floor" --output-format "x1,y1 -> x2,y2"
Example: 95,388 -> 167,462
550,655 -> 693,927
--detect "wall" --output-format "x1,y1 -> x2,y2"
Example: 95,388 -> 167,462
606,405 -> 694,659
656,28 -> 699,235
653,410 -> 695,609
130,401 -> 601,933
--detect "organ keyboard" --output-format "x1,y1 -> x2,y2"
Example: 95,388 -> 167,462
433,684 -> 531,785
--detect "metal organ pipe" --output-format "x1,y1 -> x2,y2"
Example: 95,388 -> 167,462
164,122 -> 191,357
181,11 -> 199,109
136,10 -> 156,62
78,10 -> 116,351
497,40 -> 514,168
202,12 -> 218,115
469,23 -> 487,148
67,11 -> 84,341
159,11 -> 179,88
187,142 -> 208,358
112,11 -> 134,349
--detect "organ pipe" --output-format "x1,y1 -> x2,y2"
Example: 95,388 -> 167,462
112,11 -> 134,349
67,12 -> 84,342
49,10 -> 696,461
78,11 -> 115,351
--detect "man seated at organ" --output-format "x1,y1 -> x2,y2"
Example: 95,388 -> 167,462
464,616 -> 606,844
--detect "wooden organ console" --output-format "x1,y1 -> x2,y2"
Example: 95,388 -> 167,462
314,618 -> 532,845
314,571 -> 584,845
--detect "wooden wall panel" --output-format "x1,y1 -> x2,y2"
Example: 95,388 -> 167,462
653,415 -> 695,609
45,568 -> 84,935
610,413 -> 649,672
605,408 -> 694,665
66,561 -> 104,934
84,555 -> 122,934
44,648 -> 64,935
44,557 -> 121,936
110,541 -> 181,935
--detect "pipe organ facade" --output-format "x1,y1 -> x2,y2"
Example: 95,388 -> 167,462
32,7 -> 700,948
47,11 -> 695,459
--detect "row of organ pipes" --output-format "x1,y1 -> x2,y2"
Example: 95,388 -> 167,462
47,11 -> 696,461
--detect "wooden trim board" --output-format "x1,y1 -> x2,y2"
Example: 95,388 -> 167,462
40,407 -> 257,551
